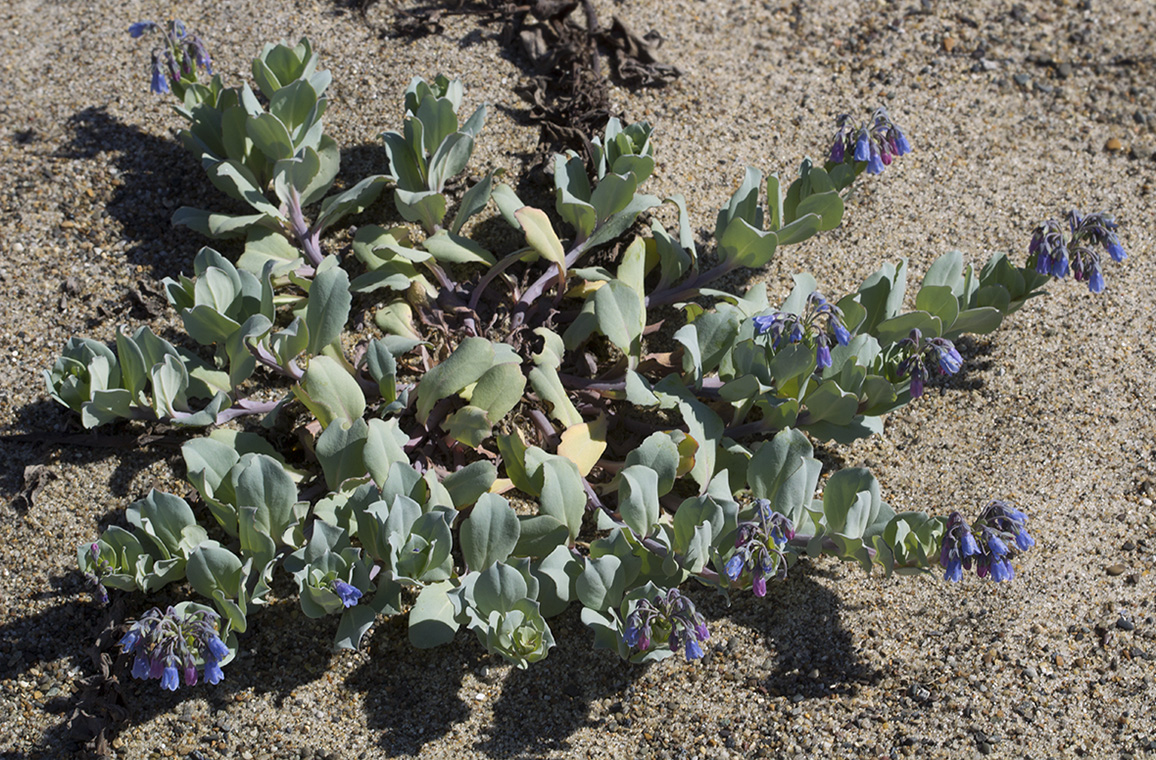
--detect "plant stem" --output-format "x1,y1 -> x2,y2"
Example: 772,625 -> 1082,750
288,189 -> 324,267
645,261 -> 736,308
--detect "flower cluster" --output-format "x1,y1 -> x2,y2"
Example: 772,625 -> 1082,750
623,588 -> 711,661
1029,210 -> 1127,294
118,606 -> 230,690
895,328 -> 963,398
829,108 -> 912,175
753,291 -> 852,370
940,502 -> 1034,582
129,20 -> 212,95
724,499 -> 794,596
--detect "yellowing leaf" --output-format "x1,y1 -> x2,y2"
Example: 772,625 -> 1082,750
557,415 -> 608,477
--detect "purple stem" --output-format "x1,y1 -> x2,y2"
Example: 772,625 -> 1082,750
214,398 -> 282,424
287,189 -> 324,267
511,239 -> 588,331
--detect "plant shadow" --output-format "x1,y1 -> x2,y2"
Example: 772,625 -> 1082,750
1,589 -> 344,758
703,563 -> 881,699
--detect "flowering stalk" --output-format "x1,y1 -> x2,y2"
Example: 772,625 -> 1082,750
723,499 -> 795,596
622,588 -> 711,661
939,501 -> 1034,582
118,606 -> 231,690
829,108 -> 912,176
129,20 -> 212,97
895,328 -> 963,398
752,291 -> 852,370
1029,210 -> 1127,294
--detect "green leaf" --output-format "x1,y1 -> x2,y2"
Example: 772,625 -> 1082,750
513,515 -> 570,558
527,366 -> 584,428
172,208 -> 272,240
535,456 -> 585,542
922,250 -> 965,290
820,468 -> 882,540
714,166 -> 763,240
589,172 -> 637,223
304,262 -> 352,355
747,428 -> 822,528
624,433 -> 680,497
472,562 -> 529,615
576,555 -> 624,612
617,465 -> 660,538
461,493 -> 521,571
363,418 -> 408,486
450,174 -> 493,235
445,405 -> 493,448
422,230 -> 496,266
795,190 -> 843,231
409,580 -> 459,648
873,311 -> 942,346
468,362 -> 526,423
718,218 -> 778,268
428,132 -> 475,191
293,355 -> 367,429
204,159 -> 284,219
315,417 -> 369,490
914,285 -> 960,332
802,381 -> 859,426
945,306 -> 1003,339
442,461 -> 497,508
594,279 -> 644,356
317,176 -> 388,232
414,337 -> 495,425
247,113 -> 295,161
775,213 -> 822,246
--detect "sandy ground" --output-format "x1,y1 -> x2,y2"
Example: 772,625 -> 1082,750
1,0 -> 1156,758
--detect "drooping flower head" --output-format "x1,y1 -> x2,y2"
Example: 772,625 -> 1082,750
896,329 -> 963,398
828,108 -> 912,176
621,588 -> 711,662
725,499 -> 795,596
1028,210 -> 1126,294
753,291 -> 854,374
129,19 -> 211,95
118,606 -> 230,689
940,501 -> 1033,583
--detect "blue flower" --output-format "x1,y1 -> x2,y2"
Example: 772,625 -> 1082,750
854,130 -> 870,162
985,530 -> 1009,557
752,574 -> 767,597
832,321 -> 851,346
894,128 -> 912,156
203,659 -> 225,685
118,630 -> 141,653
931,339 -> 963,375
1015,530 -> 1035,551
1050,250 -> 1070,278
908,363 -> 926,399
989,557 -> 1014,582
332,579 -> 362,607
943,557 -> 963,582
149,55 -> 170,95
788,323 -> 803,343
751,314 -> 776,335
160,665 -> 180,691
830,138 -> 845,164
131,655 -> 151,680
867,148 -> 884,175
723,554 -> 745,582
205,634 -> 229,662
1088,267 -> 1105,293
960,530 -> 980,557
1106,241 -> 1126,262
816,343 -> 832,370
685,638 -> 704,661
129,21 -> 156,38
182,662 -> 198,686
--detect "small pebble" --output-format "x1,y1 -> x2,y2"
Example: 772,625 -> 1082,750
1106,137 -> 1123,151
1106,564 -> 1127,576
